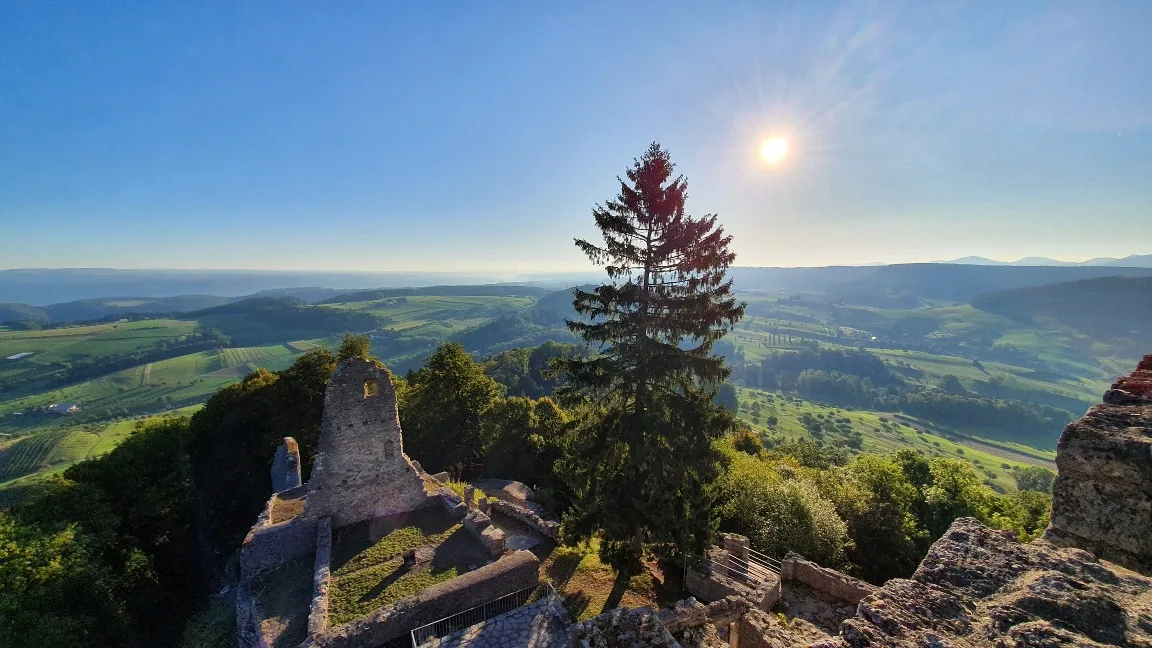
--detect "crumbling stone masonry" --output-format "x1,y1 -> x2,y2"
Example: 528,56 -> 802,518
272,436 -> 303,493
304,358 -> 431,527
779,554 -> 875,605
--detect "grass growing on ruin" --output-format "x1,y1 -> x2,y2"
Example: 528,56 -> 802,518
329,559 -> 460,625
540,540 -> 680,622
328,508 -> 492,625
333,523 -> 458,575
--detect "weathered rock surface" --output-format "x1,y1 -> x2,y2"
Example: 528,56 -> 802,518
1045,356 -> 1152,575
832,517 -> 1152,647
271,436 -> 302,493
304,358 -> 430,527
740,609 -> 829,648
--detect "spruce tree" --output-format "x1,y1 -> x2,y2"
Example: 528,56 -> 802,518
558,142 -> 746,574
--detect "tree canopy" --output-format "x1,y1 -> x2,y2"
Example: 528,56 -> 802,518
558,143 -> 746,573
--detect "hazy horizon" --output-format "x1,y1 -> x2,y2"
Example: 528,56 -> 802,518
3,249 -> 1152,276
2,2 -> 1150,271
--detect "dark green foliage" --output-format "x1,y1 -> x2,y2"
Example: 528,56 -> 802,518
479,396 -> 570,505
320,285 -> 552,304
939,374 -> 967,395
189,297 -> 384,345
9,417 -> 203,646
0,513 -> 129,647
738,347 -> 902,390
337,332 -> 373,362
1014,466 -> 1056,493
718,442 -> 1053,584
399,342 -> 502,476
713,382 -> 739,411
731,428 -> 765,457
483,341 -> 579,398
451,314 -> 577,355
0,302 -> 49,322
972,276 -> 1152,349
558,143 -> 745,574
186,348 -> 337,565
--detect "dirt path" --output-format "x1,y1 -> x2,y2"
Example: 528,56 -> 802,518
141,363 -> 152,386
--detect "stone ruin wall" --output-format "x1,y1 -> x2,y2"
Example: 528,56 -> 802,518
311,550 -> 541,648
780,554 -> 876,605
271,436 -> 303,493
1044,354 -> 1152,574
304,357 -> 431,528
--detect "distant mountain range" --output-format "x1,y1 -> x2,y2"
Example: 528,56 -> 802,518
940,254 -> 1152,268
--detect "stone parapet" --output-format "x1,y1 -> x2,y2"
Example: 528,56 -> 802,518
781,553 -> 875,605
463,510 -> 507,558
488,499 -> 560,541
307,516 -> 333,641
240,494 -> 317,580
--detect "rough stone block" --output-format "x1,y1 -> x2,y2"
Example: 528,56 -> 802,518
1046,381 -> 1152,574
271,437 -> 302,493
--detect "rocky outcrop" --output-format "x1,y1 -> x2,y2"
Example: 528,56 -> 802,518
1104,355 -> 1152,405
812,357 -> 1152,648
1045,355 -> 1152,574
829,517 -> 1152,647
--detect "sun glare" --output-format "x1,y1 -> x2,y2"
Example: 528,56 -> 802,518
760,136 -> 789,165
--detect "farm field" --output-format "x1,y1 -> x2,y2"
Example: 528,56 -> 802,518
1,281 -> 1142,499
329,295 -> 533,327
735,386 -> 1054,493
0,403 -> 204,491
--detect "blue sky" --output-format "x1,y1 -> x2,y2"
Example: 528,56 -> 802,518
1,1 -> 1149,273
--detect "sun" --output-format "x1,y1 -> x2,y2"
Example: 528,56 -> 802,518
760,136 -> 789,165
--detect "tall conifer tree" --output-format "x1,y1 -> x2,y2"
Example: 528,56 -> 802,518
558,142 -> 746,573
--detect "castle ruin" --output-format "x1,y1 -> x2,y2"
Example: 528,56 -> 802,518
238,355 -> 1152,648
236,357 -> 548,648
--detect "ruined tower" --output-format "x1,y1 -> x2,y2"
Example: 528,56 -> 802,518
303,357 -> 429,526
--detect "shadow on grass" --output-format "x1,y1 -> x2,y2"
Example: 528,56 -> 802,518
361,561 -> 413,603
603,570 -> 630,612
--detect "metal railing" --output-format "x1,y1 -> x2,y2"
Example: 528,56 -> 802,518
685,547 -> 782,591
747,547 -> 783,574
410,582 -> 558,647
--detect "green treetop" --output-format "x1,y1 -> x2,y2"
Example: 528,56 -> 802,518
558,142 -> 746,574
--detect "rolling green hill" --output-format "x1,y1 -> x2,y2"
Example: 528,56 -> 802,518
1,280 -> 1144,496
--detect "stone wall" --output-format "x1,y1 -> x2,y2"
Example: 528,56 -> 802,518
271,436 -> 302,493
240,493 -> 317,579
307,516 -> 333,641
684,549 -> 781,612
312,550 -> 541,648
462,509 -> 507,558
304,358 -> 431,527
488,499 -> 561,541
1045,355 -> 1152,574
234,579 -> 263,648
780,553 -> 875,605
